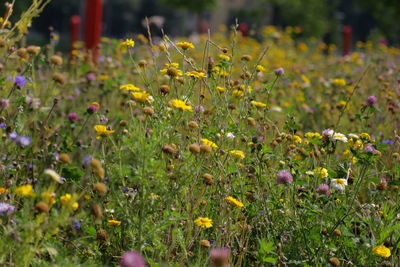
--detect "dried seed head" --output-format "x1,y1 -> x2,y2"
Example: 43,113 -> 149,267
50,55 -> 63,66
162,145 -> 176,155
247,117 -> 256,127
188,121 -> 199,129
202,173 -> 214,185
143,106 -> 155,115
333,229 -> 342,236
94,182 -> 108,195
241,54 -> 252,61
160,85 -> 170,94
200,144 -> 212,154
52,73 -> 65,85
59,153 -> 72,164
91,204 -> 103,220
35,201 -> 50,213
200,239 -> 211,248
329,257 -> 340,266
96,228 -> 108,241
189,144 -> 201,154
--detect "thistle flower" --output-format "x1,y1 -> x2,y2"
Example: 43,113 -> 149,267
276,170 -> 293,184
366,95 -> 377,107
274,67 -> 284,76
120,251 -> 146,267
316,184 -> 330,196
364,145 -> 378,154
67,112 -> 78,123
210,247 -> 230,267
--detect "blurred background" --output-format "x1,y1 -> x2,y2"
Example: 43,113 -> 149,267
5,0 -> 400,49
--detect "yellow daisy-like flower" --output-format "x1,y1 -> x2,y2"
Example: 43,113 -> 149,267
294,135 -> 302,144
94,125 -> 115,139
131,91 -> 153,103
0,187 -> 9,194
218,54 -> 230,61
169,99 -> 193,112
225,196 -> 244,207
15,184 -> 36,197
256,65 -> 266,72
185,71 -> 207,79
108,219 -> 122,226
372,245 -> 391,258
230,150 -> 245,160
121,38 -> 135,48
176,41 -> 195,50
60,194 -> 72,206
120,84 -> 140,91
201,139 -> 218,149
305,132 -> 322,139
148,193 -> 160,200
251,101 -> 267,108
313,167 -> 328,178
41,192 -> 56,205
332,78 -> 346,87
98,75 -> 109,81
232,89 -> 244,98
216,86 -> 225,93
194,217 -> 213,228
160,67 -> 183,78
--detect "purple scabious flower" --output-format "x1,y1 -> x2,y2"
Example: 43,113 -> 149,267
14,75 -> 27,88
67,112 -> 78,123
82,155 -> 93,165
366,95 -> 377,107
364,144 -> 378,154
16,136 -> 31,146
9,132 -> 18,141
120,251 -> 146,267
277,170 -> 293,184
274,67 -> 284,76
86,72 -> 96,82
380,140 -> 393,145
210,247 -> 230,267
322,128 -> 334,139
0,123 -> 5,129
316,184 -> 330,196
72,219 -> 81,230
0,202 -> 16,215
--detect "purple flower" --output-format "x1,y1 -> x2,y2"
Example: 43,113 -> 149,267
210,247 -> 230,267
364,144 -> 378,154
82,155 -> 93,165
86,72 -> 96,81
380,140 -> 393,145
366,95 -> 377,107
277,170 -> 293,184
72,219 -> 81,230
322,128 -> 334,139
87,105 -> 99,114
9,132 -> 18,141
0,202 -> 16,215
17,136 -> 31,147
316,184 -> 330,196
120,251 -> 146,267
14,75 -> 27,87
194,105 -> 205,113
67,112 -> 78,123
274,67 -> 284,76
0,123 -> 5,129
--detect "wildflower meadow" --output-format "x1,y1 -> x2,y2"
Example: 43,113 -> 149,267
1,2 -> 400,266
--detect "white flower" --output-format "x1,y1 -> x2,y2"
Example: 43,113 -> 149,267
332,133 -> 348,143
148,96 -> 154,103
226,132 -> 235,139
348,133 -> 359,139
331,178 -> 347,191
271,106 -> 282,112
44,169 -> 63,184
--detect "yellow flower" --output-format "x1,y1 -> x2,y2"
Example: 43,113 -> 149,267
294,135 -> 302,144
201,139 -> 218,149
232,89 -> 244,98
230,150 -> 245,160
98,75 -> 109,81
94,125 -> 115,139
251,101 -> 267,108
0,187 -> 9,194
15,184 -> 36,197
372,245 -> 391,258
313,167 -> 328,178
60,194 -> 72,205
176,41 -> 195,50
216,86 -> 225,93
121,38 -> 135,48
332,78 -> 346,87
218,54 -> 230,61
194,217 -> 213,228
131,91 -> 153,103
71,202 -> 79,211
169,99 -> 193,112
185,71 -> 207,79
108,219 -> 122,226
359,133 -> 371,140
256,65 -> 266,72
148,193 -> 160,200
120,84 -> 140,91
160,67 -> 183,78
41,192 -> 56,205
225,196 -> 244,207
305,132 -> 322,139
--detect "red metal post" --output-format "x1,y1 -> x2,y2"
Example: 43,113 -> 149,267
70,15 -> 81,51
84,0 -> 103,62
342,25 -> 352,56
